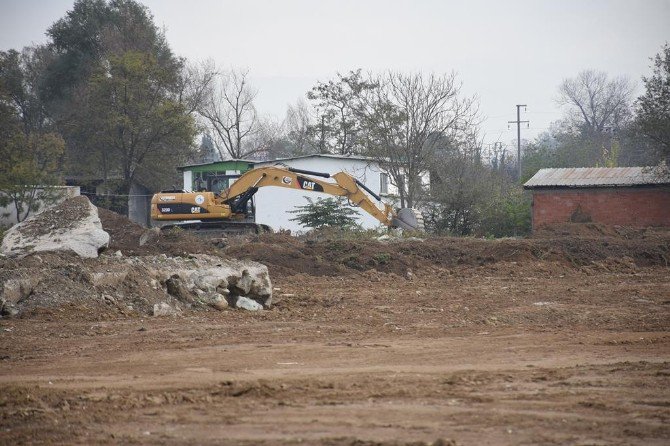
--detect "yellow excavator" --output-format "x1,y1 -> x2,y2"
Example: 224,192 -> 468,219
150,165 -> 422,233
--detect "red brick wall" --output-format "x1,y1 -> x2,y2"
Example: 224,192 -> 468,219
531,187 -> 670,229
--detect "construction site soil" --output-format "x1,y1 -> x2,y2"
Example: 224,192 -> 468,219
1,209 -> 669,445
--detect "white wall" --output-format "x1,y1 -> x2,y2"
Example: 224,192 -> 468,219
253,157 -> 389,232
183,171 -> 192,191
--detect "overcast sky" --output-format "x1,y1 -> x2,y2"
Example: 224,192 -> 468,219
1,0 -> 669,148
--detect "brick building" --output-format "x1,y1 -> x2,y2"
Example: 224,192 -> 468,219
523,167 -> 670,231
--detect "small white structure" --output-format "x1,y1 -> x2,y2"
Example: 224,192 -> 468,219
253,155 -> 395,232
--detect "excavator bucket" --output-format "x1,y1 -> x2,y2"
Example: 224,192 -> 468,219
392,208 -> 424,231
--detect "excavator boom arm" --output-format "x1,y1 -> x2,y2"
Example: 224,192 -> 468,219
222,166 -> 395,226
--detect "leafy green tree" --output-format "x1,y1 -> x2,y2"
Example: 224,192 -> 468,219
0,49 -> 64,222
79,50 -> 196,195
289,197 -> 360,230
43,0 -> 177,108
636,44 -> 670,163
34,0 -> 201,207
0,0 -> 210,217
0,132 -> 65,222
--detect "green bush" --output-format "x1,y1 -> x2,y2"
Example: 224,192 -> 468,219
289,197 -> 361,230
478,189 -> 532,238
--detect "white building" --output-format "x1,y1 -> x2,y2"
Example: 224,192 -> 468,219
252,154 -> 395,232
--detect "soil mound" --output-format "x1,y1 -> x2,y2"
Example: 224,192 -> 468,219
224,231 -> 670,277
97,208 -> 216,256
96,209 -> 670,278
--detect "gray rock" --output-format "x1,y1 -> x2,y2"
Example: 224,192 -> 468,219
230,269 -> 253,295
1,277 -> 39,304
208,293 -> 229,311
194,273 -> 227,293
234,296 -> 263,311
152,302 -> 178,316
165,275 -> 195,304
144,254 -> 272,308
89,270 -> 128,287
1,296 -> 19,317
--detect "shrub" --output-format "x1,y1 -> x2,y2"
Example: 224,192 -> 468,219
289,197 -> 360,230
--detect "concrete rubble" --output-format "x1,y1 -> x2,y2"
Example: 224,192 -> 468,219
137,254 -> 273,311
0,253 -> 273,317
0,197 -> 273,317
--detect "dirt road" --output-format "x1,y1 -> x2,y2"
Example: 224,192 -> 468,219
2,256 -> 669,445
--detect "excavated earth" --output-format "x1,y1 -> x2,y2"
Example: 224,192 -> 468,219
0,211 -> 669,445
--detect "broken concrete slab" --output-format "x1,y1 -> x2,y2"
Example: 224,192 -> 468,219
1,196 -> 109,259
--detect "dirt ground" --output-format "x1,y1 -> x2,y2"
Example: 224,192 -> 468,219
1,214 -> 670,445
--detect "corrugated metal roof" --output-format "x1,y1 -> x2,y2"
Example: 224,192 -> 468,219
523,166 -> 670,188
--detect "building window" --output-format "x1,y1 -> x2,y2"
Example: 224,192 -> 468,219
380,173 -> 389,195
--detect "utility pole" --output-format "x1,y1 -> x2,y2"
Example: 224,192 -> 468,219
508,105 -> 529,180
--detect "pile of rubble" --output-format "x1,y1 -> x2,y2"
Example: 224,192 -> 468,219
0,197 -> 272,318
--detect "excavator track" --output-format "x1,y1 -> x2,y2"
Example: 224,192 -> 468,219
159,221 -> 272,237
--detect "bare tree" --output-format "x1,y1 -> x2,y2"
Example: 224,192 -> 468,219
199,68 -> 263,159
357,71 -> 479,208
284,99 -> 318,155
177,59 -> 217,116
558,70 -> 634,134
244,116 -> 285,160
307,70 -> 375,155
